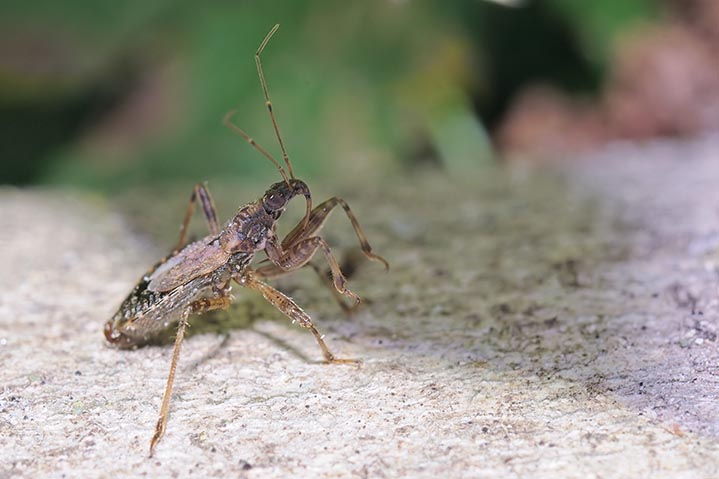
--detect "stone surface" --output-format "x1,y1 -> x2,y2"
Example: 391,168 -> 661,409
1,135 -> 718,478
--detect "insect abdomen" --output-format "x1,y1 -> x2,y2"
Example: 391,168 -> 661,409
105,274 -> 211,349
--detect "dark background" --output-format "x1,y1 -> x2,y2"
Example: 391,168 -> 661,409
2,0 -> 716,191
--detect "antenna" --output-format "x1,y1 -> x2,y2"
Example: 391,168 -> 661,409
223,110 -> 290,185
255,24 -> 296,179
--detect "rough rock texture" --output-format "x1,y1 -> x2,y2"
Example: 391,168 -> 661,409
1,136 -> 718,478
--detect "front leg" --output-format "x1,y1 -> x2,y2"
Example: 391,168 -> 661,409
265,235 -> 360,304
255,261 -> 360,313
279,196 -> 388,269
237,271 -> 358,364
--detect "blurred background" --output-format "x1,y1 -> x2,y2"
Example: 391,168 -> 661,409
1,0 -> 718,191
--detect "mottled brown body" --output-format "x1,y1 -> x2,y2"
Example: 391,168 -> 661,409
105,24 -> 388,457
104,251 -> 251,348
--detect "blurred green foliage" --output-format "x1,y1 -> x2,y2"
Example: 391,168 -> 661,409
0,0 -> 660,190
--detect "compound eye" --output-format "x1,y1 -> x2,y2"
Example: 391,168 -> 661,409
266,192 -> 285,210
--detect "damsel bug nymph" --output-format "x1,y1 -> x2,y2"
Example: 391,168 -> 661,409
104,24 -> 388,456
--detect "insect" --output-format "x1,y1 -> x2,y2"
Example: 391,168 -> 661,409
104,24 -> 388,457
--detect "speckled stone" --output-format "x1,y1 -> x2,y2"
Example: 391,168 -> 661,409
1,135 -> 718,478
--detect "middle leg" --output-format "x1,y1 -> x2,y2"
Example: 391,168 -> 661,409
236,271 -> 358,364
174,182 -> 220,253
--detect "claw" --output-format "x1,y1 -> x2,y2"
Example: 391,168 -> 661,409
325,356 -> 362,365
149,414 -> 166,458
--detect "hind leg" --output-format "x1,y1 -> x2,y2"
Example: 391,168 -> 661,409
149,295 -> 231,457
